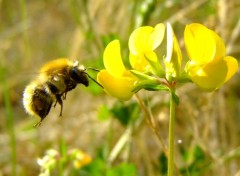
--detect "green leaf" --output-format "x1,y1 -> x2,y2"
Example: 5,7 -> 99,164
98,105 -> 111,121
106,163 -> 137,176
144,52 -> 165,77
179,144 -> 211,175
177,71 -> 192,83
130,70 -> 170,93
80,158 -> 106,176
158,152 -> 168,174
132,80 -> 169,93
110,101 -> 139,126
171,92 -> 180,105
130,70 -> 157,80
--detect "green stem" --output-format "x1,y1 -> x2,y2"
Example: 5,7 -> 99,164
59,139 -> 67,176
168,91 -> 176,176
1,67 -> 16,176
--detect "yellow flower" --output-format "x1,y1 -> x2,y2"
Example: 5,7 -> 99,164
128,23 -> 165,75
184,23 -> 238,91
72,150 -> 92,169
97,40 -> 138,101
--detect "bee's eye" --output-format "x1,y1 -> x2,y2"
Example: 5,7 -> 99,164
69,68 -> 78,80
70,67 -> 89,87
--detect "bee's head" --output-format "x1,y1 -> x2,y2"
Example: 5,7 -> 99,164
71,61 -> 103,88
69,65 -> 89,87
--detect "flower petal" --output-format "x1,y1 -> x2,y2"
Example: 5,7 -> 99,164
211,31 -> 226,61
148,23 -> 165,51
184,23 -> 216,64
129,52 -> 150,72
129,23 -> 165,55
129,26 -> 154,55
103,40 -> 126,77
165,23 -> 182,80
97,70 -> 137,101
187,57 -> 237,91
223,56 -> 238,83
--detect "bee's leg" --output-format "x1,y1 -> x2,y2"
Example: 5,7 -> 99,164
62,92 -> 67,100
56,95 -> 63,116
34,119 -> 43,127
33,116 -> 47,127
55,93 -> 64,107
53,100 -> 58,107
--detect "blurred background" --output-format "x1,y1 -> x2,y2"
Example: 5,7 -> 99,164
1,0 -> 240,175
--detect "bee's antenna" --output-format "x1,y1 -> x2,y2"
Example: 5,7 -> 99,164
86,73 -> 103,88
86,67 -> 101,72
84,68 -> 103,88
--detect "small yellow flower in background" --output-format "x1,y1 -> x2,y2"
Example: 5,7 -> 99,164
70,149 -> 92,169
184,23 -> 238,91
129,23 -> 165,75
165,23 -> 182,81
97,40 -> 138,101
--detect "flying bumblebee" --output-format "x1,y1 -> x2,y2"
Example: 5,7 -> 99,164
23,58 -> 102,127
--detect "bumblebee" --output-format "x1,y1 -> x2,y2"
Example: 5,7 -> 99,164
23,58 -> 102,127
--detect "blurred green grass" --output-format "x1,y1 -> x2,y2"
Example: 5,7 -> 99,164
1,0 -> 240,175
